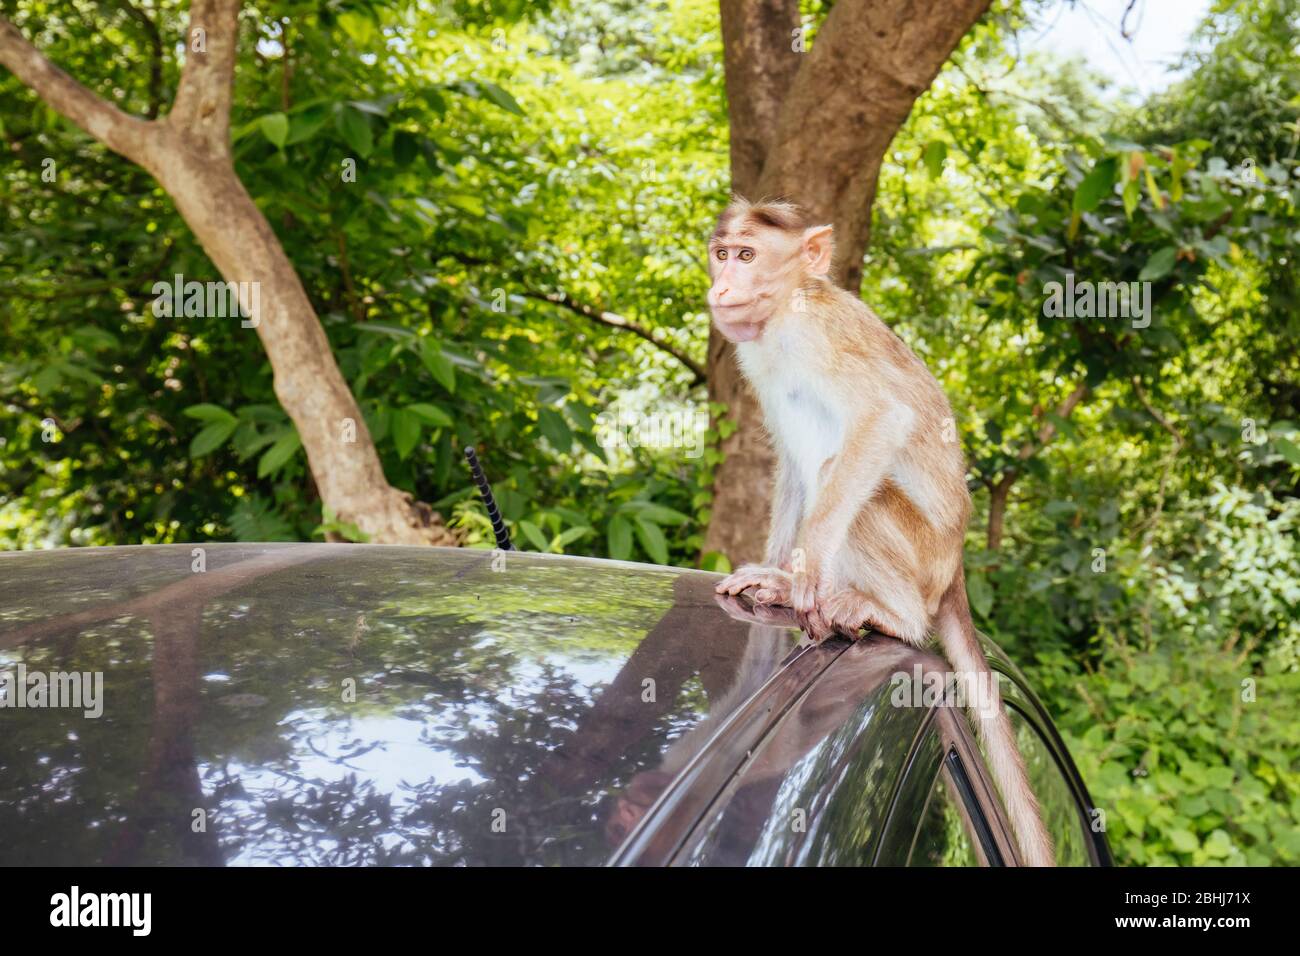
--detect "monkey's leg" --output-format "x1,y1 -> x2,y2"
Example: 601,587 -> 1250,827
714,566 -> 792,606
817,586 -> 929,645
819,490 -> 946,645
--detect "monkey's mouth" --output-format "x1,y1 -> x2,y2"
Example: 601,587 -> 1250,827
713,314 -> 764,343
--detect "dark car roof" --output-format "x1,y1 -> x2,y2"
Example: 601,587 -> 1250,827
0,543 -> 992,866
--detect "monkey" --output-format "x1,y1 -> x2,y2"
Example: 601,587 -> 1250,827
705,196 -> 1055,866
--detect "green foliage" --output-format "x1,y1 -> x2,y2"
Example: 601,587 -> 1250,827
1038,643 -> 1300,866
860,0 -> 1299,864
1,0 -> 722,556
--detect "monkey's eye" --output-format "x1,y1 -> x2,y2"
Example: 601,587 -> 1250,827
714,249 -> 727,261
738,248 -> 755,262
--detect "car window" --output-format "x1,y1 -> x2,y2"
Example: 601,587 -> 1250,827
1005,705 -> 1093,866
908,770 -> 981,866
875,723 -> 996,867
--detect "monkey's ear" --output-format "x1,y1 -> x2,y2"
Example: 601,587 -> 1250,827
802,225 -> 834,277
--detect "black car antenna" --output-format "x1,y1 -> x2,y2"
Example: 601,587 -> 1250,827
463,445 -> 514,551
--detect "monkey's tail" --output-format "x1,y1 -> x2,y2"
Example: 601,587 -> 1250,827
934,565 -> 1055,866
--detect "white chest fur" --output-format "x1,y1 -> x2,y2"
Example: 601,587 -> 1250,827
738,330 -> 846,510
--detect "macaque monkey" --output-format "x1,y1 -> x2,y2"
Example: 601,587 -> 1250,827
706,197 -> 1055,866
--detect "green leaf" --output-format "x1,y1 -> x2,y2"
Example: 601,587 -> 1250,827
966,570 -> 994,618
1139,246 -> 1178,281
478,81 -> 525,116
230,423 -> 277,461
365,404 -> 390,443
236,404 -> 287,425
1122,178 -> 1141,218
393,130 -> 418,167
552,526 -> 592,551
183,404 -> 237,425
259,112 -> 289,149
338,10 -> 376,45
1073,157 -> 1118,213
446,192 -> 485,217
627,502 -> 691,525
519,519 -> 548,552
229,494 -> 296,542
391,408 -> 421,459
1143,165 -> 1164,210
406,403 -> 453,428
922,140 -> 948,178
420,88 -> 447,115
355,321 -> 416,340
348,98 -> 396,117
634,517 -> 669,565
699,551 -> 732,574
335,104 -> 374,158
285,106 -> 330,145
1169,829 -> 1199,853
190,420 -> 237,458
538,407 -> 572,452
1203,829 -> 1233,858
32,364 -> 61,394
257,428 -> 301,477
57,360 -> 102,386
607,515 -> 633,560
1274,437 -> 1300,467
418,341 -> 457,392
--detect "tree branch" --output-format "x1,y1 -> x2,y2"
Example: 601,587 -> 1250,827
1,238 -> 174,300
437,250 -> 707,385
0,15 -> 158,165
755,0 -> 994,290
950,56 -> 1075,130
719,0 -> 801,196
520,289 -> 707,386
1019,381 -> 1089,461
985,381 -> 1090,550
169,0 -> 241,154
1131,377 -> 1185,449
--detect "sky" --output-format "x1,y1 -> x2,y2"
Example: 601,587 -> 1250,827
1021,0 -> 1217,98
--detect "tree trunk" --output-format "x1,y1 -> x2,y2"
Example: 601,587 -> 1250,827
0,2 -> 457,545
705,0 -> 993,566
987,476 -> 1012,551
151,142 -> 455,544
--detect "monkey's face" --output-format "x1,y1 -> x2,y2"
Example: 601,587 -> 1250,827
707,222 -> 833,343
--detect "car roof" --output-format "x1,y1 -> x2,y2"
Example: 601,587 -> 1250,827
0,543 -> 1000,866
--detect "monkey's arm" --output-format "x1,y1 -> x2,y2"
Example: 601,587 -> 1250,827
764,454 -> 804,568
791,400 -> 915,614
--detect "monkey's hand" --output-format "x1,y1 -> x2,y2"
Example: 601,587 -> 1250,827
714,565 -> 792,606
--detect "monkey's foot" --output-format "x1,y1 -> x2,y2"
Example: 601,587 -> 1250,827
795,605 -> 836,643
714,565 -> 792,606
817,589 -> 925,644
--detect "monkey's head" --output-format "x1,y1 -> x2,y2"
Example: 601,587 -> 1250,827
706,197 -> 834,343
